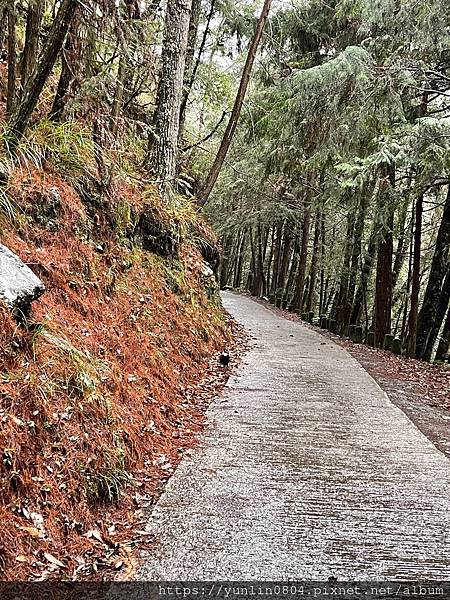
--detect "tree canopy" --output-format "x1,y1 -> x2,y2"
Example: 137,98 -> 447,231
0,0 -> 449,361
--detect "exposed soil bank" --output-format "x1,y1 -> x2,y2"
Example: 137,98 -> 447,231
0,165 -> 237,580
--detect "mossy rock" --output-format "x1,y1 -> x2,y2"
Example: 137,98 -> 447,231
354,326 -> 364,344
366,331 -> 375,347
201,262 -> 220,302
383,334 -> 394,351
328,319 -> 337,333
134,207 -> 179,258
195,237 -> 220,273
392,337 -> 403,355
301,312 -> 309,321
308,311 -> 314,323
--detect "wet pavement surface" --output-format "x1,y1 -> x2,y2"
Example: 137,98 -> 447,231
138,292 -> 450,579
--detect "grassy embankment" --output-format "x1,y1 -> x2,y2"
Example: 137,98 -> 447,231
0,88 -> 230,579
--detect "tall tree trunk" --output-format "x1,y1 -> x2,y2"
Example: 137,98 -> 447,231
233,229 -> 247,288
401,210 -> 415,342
219,233 -> 233,288
20,0 -> 43,91
198,0 -> 273,205
325,285 -> 337,314
435,304 -> 450,362
284,232 -> 300,309
6,0 -> 17,117
351,225 -> 377,326
277,223 -> 293,305
49,10 -> 84,121
406,194 -> 423,357
112,0 -> 144,119
247,228 -> 256,292
346,193 -> 368,330
8,0 -> 78,147
178,0 -> 202,143
111,56 -> 126,136
265,226 -> 275,294
416,185 -> 450,359
270,222 -> 283,301
323,224 -> 337,316
419,269 -> 450,361
335,208 -> 355,333
306,211 -> 321,313
374,223 -> 394,346
252,227 -> 262,297
392,198 -> 410,290
319,212 -> 326,316
0,4 -> 7,51
293,198 -> 311,313
374,168 -> 395,347
179,0 -> 216,145
148,0 -> 192,187
252,221 -> 266,297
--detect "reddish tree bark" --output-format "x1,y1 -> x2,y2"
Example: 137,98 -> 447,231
374,168 -> 395,347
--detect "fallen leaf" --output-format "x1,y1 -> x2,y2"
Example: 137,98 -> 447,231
30,512 -> 45,530
16,554 -> 28,563
21,526 -> 40,539
86,529 -> 104,543
43,552 -> 65,569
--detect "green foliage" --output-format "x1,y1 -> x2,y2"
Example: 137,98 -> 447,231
205,0 -> 450,357
0,119 -> 95,182
83,449 -> 130,504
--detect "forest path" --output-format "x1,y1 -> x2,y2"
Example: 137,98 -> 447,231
138,292 -> 450,579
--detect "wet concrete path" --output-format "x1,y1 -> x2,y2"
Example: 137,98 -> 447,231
139,292 -> 450,579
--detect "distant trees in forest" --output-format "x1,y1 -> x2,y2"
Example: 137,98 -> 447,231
205,0 -> 450,363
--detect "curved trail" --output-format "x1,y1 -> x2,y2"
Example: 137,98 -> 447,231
138,292 -> 450,579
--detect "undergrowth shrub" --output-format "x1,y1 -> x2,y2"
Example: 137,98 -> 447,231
17,120 -> 94,179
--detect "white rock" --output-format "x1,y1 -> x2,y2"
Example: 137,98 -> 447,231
0,244 -> 45,318
201,262 -> 214,278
